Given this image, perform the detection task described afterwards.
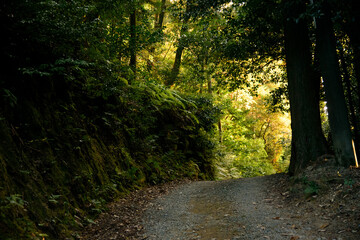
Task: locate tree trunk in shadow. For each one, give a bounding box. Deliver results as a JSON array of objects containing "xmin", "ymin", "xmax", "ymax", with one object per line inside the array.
[
  {"xmin": 284, "ymin": 1, "xmax": 328, "ymax": 175},
  {"xmin": 315, "ymin": 0, "xmax": 354, "ymax": 166},
  {"xmin": 338, "ymin": 40, "xmax": 359, "ymax": 156}
]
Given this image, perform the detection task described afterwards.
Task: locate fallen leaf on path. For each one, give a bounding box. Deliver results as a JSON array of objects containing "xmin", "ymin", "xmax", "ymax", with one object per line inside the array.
[{"xmin": 319, "ymin": 223, "xmax": 330, "ymax": 229}]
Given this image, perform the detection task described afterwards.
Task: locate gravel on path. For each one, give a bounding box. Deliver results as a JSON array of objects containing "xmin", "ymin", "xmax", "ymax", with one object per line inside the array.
[
  {"xmin": 142, "ymin": 175, "xmax": 357, "ymax": 240},
  {"xmin": 82, "ymin": 171, "xmax": 360, "ymax": 240}
]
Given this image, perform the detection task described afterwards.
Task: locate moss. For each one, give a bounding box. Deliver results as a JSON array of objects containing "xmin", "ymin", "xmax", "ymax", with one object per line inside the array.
[{"xmin": 0, "ymin": 84, "xmax": 218, "ymax": 239}]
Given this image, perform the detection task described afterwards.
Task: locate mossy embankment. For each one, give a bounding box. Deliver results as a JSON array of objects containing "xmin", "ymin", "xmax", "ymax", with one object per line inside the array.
[{"xmin": 0, "ymin": 81, "xmax": 220, "ymax": 239}]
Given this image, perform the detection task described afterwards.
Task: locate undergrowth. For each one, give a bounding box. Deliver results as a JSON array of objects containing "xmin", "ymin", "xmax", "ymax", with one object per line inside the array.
[{"xmin": 0, "ymin": 79, "xmax": 220, "ymax": 239}]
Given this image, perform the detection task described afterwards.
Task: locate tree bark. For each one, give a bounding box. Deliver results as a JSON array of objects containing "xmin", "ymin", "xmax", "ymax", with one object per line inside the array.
[
  {"xmin": 284, "ymin": 1, "xmax": 328, "ymax": 175},
  {"xmin": 167, "ymin": 3, "xmax": 190, "ymax": 86},
  {"xmin": 129, "ymin": 9, "xmax": 137, "ymax": 81},
  {"xmin": 342, "ymin": 0, "xmax": 360, "ymax": 116},
  {"xmin": 315, "ymin": 0, "xmax": 355, "ymax": 166},
  {"xmin": 338, "ymin": 41, "xmax": 359, "ymax": 154},
  {"xmin": 167, "ymin": 24, "xmax": 187, "ymax": 86},
  {"xmin": 155, "ymin": 0, "xmax": 166, "ymax": 29}
]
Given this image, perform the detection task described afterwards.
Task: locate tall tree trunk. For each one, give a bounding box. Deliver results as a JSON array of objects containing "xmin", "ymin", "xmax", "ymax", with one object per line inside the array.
[
  {"xmin": 207, "ymin": 73, "xmax": 212, "ymax": 94},
  {"xmin": 349, "ymin": 41, "xmax": 360, "ymax": 129},
  {"xmin": 352, "ymin": 44, "xmax": 360, "ymax": 111},
  {"xmin": 155, "ymin": 0, "xmax": 166, "ymax": 29},
  {"xmin": 167, "ymin": 24, "xmax": 187, "ymax": 86},
  {"xmin": 151, "ymin": 0, "xmax": 166, "ymax": 54},
  {"xmin": 315, "ymin": 0, "xmax": 355, "ymax": 166},
  {"xmin": 167, "ymin": 3, "xmax": 190, "ymax": 86},
  {"xmin": 284, "ymin": 1, "xmax": 328, "ymax": 175},
  {"xmin": 206, "ymin": 60, "xmax": 212, "ymax": 94},
  {"xmin": 129, "ymin": 9, "xmax": 137, "ymax": 82},
  {"xmin": 342, "ymin": 0, "xmax": 360, "ymax": 116},
  {"xmin": 338, "ymin": 41, "xmax": 359, "ymax": 154},
  {"xmin": 218, "ymin": 120, "xmax": 222, "ymax": 143}
]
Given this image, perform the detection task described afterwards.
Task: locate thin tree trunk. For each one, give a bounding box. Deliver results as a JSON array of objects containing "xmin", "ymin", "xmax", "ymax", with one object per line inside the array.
[
  {"xmin": 207, "ymin": 74, "xmax": 212, "ymax": 94},
  {"xmin": 150, "ymin": 0, "xmax": 166, "ymax": 55},
  {"xmin": 284, "ymin": 0, "xmax": 328, "ymax": 175},
  {"xmin": 206, "ymin": 61, "xmax": 212, "ymax": 94},
  {"xmin": 218, "ymin": 120, "xmax": 222, "ymax": 143},
  {"xmin": 167, "ymin": 3, "xmax": 190, "ymax": 86},
  {"xmin": 156, "ymin": 0, "xmax": 166, "ymax": 29},
  {"xmin": 167, "ymin": 25, "xmax": 187, "ymax": 86},
  {"xmin": 129, "ymin": 9, "xmax": 137, "ymax": 81},
  {"xmin": 315, "ymin": 0, "xmax": 354, "ymax": 166}
]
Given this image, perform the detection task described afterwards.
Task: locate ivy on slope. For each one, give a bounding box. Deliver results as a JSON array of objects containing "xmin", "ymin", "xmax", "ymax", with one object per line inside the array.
[{"xmin": 0, "ymin": 82, "xmax": 220, "ymax": 239}]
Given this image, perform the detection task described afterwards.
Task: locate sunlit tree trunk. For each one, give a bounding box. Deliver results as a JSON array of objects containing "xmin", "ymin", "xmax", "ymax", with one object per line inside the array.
[
  {"xmin": 168, "ymin": 24, "xmax": 187, "ymax": 86},
  {"xmin": 149, "ymin": 0, "xmax": 167, "ymax": 71},
  {"xmin": 284, "ymin": 0, "xmax": 328, "ymax": 175},
  {"xmin": 315, "ymin": 0, "xmax": 354, "ymax": 166},
  {"xmin": 167, "ymin": 3, "xmax": 190, "ymax": 86},
  {"xmin": 155, "ymin": 0, "xmax": 166, "ymax": 29}
]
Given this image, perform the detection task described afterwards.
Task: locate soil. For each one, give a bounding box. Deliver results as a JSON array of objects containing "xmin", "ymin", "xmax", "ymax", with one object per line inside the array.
[{"xmin": 81, "ymin": 162, "xmax": 360, "ymax": 240}]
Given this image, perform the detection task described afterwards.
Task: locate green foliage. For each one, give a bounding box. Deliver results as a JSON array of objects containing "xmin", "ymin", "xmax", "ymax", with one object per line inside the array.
[
  {"xmin": 344, "ymin": 177, "xmax": 355, "ymax": 188},
  {"xmin": 291, "ymin": 176, "xmax": 320, "ymax": 198},
  {"xmin": 304, "ymin": 181, "xmax": 320, "ymax": 196},
  {"xmin": 0, "ymin": 194, "xmax": 46, "ymax": 239},
  {"xmin": 215, "ymin": 86, "xmax": 291, "ymax": 179},
  {"xmin": 0, "ymin": 70, "xmax": 220, "ymax": 239},
  {"xmin": 6, "ymin": 0, "xmax": 356, "ymax": 237}
]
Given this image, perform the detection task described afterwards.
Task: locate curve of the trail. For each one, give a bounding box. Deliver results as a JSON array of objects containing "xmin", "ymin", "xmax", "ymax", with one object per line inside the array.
[{"xmin": 142, "ymin": 176, "xmax": 316, "ymax": 240}]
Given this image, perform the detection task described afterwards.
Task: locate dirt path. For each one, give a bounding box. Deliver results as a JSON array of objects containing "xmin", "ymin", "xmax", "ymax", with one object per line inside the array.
[
  {"xmin": 142, "ymin": 176, "xmax": 315, "ymax": 240},
  {"xmin": 82, "ymin": 171, "xmax": 359, "ymax": 240}
]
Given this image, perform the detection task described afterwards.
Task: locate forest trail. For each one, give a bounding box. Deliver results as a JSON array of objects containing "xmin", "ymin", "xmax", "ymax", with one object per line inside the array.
[
  {"xmin": 142, "ymin": 176, "xmax": 314, "ymax": 240},
  {"xmin": 82, "ymin": 172, "xmax": 359, "ymax": 240}
]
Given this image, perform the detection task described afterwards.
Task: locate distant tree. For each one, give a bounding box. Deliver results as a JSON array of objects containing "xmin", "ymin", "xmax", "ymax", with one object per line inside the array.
[
  {"xmin": 167, "ymin": 0, "xmax": 229, "ymax": 86},
  {"xmin": 129, "ymin": 2, "xmax": 137, "ymax": 80}
]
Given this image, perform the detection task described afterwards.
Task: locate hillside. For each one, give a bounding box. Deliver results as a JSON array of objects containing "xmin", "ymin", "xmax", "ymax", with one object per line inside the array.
[{"xmin": 0, "ymin": 82, "xmax": 220, "ymax": 239}]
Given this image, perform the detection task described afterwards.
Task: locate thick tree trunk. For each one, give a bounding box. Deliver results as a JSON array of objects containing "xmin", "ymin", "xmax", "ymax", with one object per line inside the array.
[
  {"xmin": 315, "ymin": 0, "xmax": 355, "ymax": 166},
  {"xmin": 342, "ymin": 0, "xmax": 360, "ymax": 116},
  {"xmin": 352, "ymin": 44, "xmax": 360, "ymax": 111},
  {"xmin": 284, "ymin": 1, "xmax": 328, "ymax": 175},
  {"xmin": 338, "ymin": 42, "xmax": 359, "ymax": 154}
]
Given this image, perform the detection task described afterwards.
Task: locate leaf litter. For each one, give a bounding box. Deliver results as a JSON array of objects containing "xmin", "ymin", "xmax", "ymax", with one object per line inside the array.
[{"xmin": 81, "ymin": 159, "xmax": 360, "ymax": 239}]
